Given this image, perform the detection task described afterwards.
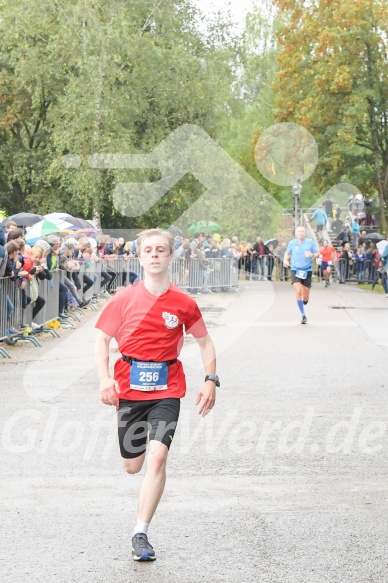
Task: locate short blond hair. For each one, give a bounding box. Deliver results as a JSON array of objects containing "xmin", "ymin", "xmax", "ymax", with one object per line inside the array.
[{"xmin": 136, "ymin": 228, "xmax": 174, "ymax": 255}]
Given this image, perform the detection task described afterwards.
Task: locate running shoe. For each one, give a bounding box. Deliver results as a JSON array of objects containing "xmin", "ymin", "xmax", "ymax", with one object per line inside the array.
[
  {"xmin": 132, "ymin": 533, "xmax": 156, "ymax": 561},
  {"xmin": 301, "ymin": 315, "xmax": 307, "ymax": 325}
]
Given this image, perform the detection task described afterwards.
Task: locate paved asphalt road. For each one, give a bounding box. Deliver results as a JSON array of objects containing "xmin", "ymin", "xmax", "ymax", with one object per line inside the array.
[{"xmin": 1, "ymin": 280, "xmax": 388, "ymax": 583}]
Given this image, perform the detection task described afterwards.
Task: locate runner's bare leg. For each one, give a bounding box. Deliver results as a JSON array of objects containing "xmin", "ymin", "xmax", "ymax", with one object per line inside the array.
[{"xmin": 136, "ymin": 441, "xmax": 169, "ymax": 523}]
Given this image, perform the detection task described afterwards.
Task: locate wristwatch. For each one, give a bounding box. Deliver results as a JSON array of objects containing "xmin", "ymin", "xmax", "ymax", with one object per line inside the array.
[{"xmin": 205, "ymin": 374, "xmax": 220, "ymax": 387}]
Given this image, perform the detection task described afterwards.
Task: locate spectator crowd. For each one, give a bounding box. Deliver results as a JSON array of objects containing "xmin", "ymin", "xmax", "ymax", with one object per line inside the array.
[{"xmin": 1, "ymin": 202, "xmax": 387, "ymax": 340}]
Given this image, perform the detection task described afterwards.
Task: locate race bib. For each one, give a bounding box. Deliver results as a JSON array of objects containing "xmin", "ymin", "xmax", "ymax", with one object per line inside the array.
[
  {"xmin": 295, "ymin": 269, "xmax": 307, "ymax": 280},
  {"xmin": 130, "ymin": 361, "xmax": 168, "ymax": 392}
]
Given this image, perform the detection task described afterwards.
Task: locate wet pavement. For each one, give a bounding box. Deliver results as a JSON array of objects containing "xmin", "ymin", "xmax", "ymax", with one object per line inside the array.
[{"xmin": 1, "ymin": 280, "xmax": 388, "ymax": 583}]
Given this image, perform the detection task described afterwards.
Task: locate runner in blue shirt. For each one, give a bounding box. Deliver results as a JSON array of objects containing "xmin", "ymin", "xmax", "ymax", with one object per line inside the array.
[
  {"xmin": 283, "ymin": 226, "xmax": 319, "ymax": 324},
  {"xmin": 308, "ymin": 205, "xmax": 328, "ymax": 235}
]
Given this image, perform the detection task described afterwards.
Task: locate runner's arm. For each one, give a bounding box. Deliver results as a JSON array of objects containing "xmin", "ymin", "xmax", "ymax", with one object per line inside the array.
[
  {"xmin": 195, "ymin": 333, "xmax": 217, "ymax": 417},
  {"xmin": 283, "ymin": 252, "xmax": 290, "ymax": 267},
  {"xmin": 95, "ymin": 330, "xmax": 120, "ymax": 406}
]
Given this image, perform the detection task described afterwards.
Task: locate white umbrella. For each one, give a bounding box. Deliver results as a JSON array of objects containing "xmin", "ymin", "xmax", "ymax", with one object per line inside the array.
[
  {"xmin": 376, "ymin": 240, "xmax": 388, "ymax": 255},
  {"xmin": 44, "ymin": 212, "xmax": 71, "ymax": 220}
]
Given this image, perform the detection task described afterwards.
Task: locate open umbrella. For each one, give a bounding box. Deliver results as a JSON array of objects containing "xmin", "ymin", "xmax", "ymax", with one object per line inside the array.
[
  {"xmin": 61, "ymin": 216, "xmax": 87, "ymax": 229},
  {"xmin": 25, "ymin": 218, "xmax": 76, "ymax": 244},
  {"xmin": 358, "ymin": 232, "xmax": 385, "ymax": 244},
  {"xmin": 73, "ymin": 227, "xmax": 97, "ymax": 235},
  {"xmin": 265, "ymin": 238, "xmax": 278, "ymax": 250},
  {"xmin": 376, "ymin": 240, "xmax": 388, "ymax": 255},
  {"xmin": 188, "ymin": 221, "xmax": 221, "ymax": 234},
  {"xmin": 59, "ymin": 215, "xmax": 96, "ymax": 231},
  {"xmin": 44, "ymin": 212, "xmax": 70, "ymax": 220},
  {"xmin": 44, "ymin": 213, "xmax": 97, "ymax": 233},
  {"xmin": 3, "ymin": 212, "xmax": 43, "ymax": 227}
]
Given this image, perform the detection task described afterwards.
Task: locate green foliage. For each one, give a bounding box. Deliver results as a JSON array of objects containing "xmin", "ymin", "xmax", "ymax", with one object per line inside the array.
[
  {"xmin": 216, "ymin": 2, "xmax": 294, "ymax": 239},
  {"xmin": 0, "ymin": 0, "xmax": 236, "ymax": 228},
  {"xmin": 273, "ymin": 0, "xmax": 388, "ymax": 231}
]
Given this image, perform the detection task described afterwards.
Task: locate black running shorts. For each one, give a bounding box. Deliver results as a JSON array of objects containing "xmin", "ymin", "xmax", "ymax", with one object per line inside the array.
[
  {"xmin": 291, "ymin": 271, "xmax": 312, "ymax": 288},
  {"xmin": 117, "ymin": 398, "xmax": 180, "ymax": 459}
]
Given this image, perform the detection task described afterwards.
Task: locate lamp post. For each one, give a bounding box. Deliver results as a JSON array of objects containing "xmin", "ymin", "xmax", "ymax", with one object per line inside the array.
[{"xmin": 292, "ymin": 178, "xmax": 303, "ymax": 230}]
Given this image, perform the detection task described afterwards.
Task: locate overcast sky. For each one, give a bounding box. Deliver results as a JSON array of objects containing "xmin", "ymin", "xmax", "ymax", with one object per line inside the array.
[{"xmin": 193, "ymin": 0, "xmax": 256, "ymax": 30}]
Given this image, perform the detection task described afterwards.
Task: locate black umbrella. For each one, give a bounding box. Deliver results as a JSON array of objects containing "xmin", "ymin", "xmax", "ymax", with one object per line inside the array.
[
  {"xmin": 2, "ymin": 212, "xmax": 43, "ymax": 227},
  {"xmin": 358, "ymin": 232, "xmax": 385, "ymax": 244},
  {"xmin": 265, "ymin": 238, "xmax": 278, "ymax": 250},
  {"xmin": 59, "ymin": 215, "xmax": 96, "ymax": 231}
]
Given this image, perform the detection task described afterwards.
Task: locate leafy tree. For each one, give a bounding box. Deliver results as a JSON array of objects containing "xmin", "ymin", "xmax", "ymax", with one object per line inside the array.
[
  {"xmin": 273, "ymin": 0, "xmax": 388, "ymax": 231},
  {"xmin": 0, "ymin": 0, "xmax": 235, "ymax": 230},
  {"xmin": 218, "ymin": 3, "xmax": 314, "ymax": 239}
]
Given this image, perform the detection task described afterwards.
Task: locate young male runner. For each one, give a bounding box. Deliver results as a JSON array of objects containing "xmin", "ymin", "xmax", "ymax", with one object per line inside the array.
[
  {"xmin": 283, "ymin": 226, "xmax": 319, "ymax": 324},
  {"xmin": 95, "ymin": 228, "xmax": 219, "ymax": 561},
  {"xmin": 319, "ymin": 240, "xmax": 336, "ymax": 287}
]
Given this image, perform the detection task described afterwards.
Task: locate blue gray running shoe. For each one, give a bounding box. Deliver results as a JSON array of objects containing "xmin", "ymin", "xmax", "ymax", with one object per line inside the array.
[{"xmin": 132, "ymin": 533, "xmax": 156, "ymax": 561}]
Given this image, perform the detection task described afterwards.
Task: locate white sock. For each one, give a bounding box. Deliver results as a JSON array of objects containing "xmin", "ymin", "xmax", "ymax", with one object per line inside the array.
[{"xmin": 133, "ymin": 520, "xmax": 149, "ymax": 536}]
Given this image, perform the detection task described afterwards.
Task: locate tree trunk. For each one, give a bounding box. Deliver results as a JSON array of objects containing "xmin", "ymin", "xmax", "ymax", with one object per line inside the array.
[
  {"xmin": 10, "ymin": 180, "xmax": 26, "ymax": 214},
  {"xmin": 92, "ymin": 208, "xmax": 102, "ymax": 232},
  {"xmin": 365, "ymin": 43, "xmax": 387, "ymax": 233}
]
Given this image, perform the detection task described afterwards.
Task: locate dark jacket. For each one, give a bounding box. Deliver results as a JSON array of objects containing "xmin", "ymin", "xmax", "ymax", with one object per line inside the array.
[{"xmin": 252, "ymin": 242, "xmax": 269, "ymax": 257}]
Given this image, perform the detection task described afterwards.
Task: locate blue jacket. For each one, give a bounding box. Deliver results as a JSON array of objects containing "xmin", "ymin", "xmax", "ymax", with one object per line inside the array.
[
  {"xmin": 310, "ymin": 209, "xmax": 328, "ymax": 225},
  {"xmin": 380, "ymin": 242, "xmax": 388, "ymax": 267}
]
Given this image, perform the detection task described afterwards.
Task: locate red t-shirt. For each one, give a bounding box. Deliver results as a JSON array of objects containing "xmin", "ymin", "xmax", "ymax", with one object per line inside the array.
[
  {"xmin": 95, "ymin": 281, "xmax": 208, "ymax": 401},
  {"xmin": 320, "ymin": 245, "xmax": 336, "ymax": 263}
]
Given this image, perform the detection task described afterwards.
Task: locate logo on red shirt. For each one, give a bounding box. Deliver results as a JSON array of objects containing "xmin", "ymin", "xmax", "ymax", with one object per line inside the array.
[{"xmin": 162, "ymin": 312, "xmax": 179, "ymax": 329}]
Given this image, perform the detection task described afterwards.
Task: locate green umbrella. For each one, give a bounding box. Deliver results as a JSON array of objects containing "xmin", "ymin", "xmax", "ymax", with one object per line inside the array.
[
  {"xmin": 25, "ymin": 218, "xmax": 75, "ymax": 244},
  {"xmin": 188, "ymin": 221, "xmax": 221, "ymax": 234}
]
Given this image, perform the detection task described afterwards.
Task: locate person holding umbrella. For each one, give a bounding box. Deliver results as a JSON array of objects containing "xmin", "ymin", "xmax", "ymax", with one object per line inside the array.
[
  {"xmin": 252, "ymin": 237, "xmax": 267, "ymax": 280},
  {"xmin": 265, "ymin": 239, "xmax": 278, "ymax": 281},
  {"xmin": 283, "ymin": 226, "xmax": 319, "ymax": 324}
]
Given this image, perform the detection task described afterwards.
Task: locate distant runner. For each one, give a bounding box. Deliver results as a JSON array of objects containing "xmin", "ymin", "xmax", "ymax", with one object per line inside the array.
[
  {"xmin": 283, "ymin": 226, "xmax": 319, "ymax": 324},
  {"xmin": 319, "ymin": 240, "xmax": 336, "ymax": 287}
]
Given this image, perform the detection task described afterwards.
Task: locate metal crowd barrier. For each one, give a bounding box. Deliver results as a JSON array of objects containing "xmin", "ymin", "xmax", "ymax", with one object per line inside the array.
[
  {"xmin": 0, "ymin": 277, "xmax": 23, "ymax": 347},
  {"xmin": 237, "ymin": 257, "xmax": 360, "ymax": 284},
  {"xmin": 76, "ymin": 257, "xmax": 239, "ymax": 292},
  {"xmin": 22, "ymin": 270, "xmax": 63, "ymax": 327},
  {"xmin": 0, "ymin": 257, "xmax": 240, "ymax": 356},
  {"xmin": 55, "ymin": 256, "xmax": 385, "ymax": 296},
  {"xmin": 336, "ymin": 258, "xmax": 377, "ymax": 284},
  {"xmin": 168, "ymin": 258, "xmax": 239, "ymax": 291}
]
